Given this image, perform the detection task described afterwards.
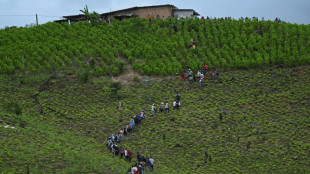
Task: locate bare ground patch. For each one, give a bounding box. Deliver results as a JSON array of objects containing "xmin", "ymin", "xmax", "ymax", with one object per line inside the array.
[{"xmin": 111, "ymin": 56, "xmax": 178, "ymax": 86}]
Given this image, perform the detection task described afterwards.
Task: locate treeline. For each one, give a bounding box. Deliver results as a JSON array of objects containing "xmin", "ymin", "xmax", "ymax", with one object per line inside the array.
[{"xmin": 0, "ymin": 17, "xmax": 309, "ymax": 76}]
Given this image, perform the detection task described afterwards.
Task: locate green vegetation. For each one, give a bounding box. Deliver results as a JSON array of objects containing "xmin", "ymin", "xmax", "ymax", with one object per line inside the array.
[
  {"xmin": 79, "ymin": 5, "xmax": 101, "ymax": 26},
  {"xmin": 1, "ymin": 65, "xmax": 309, "ymax": 173},
  {"xmin": 1, "ymin": 114, "xmax": 128, "ymax": 173},
  {"xmin": 1, "ymin": 16, "xmax": 309, "ymax": 173},
  {"xmin": 0, "ymin": 18, "xmax": 309, "ymax": 76}
]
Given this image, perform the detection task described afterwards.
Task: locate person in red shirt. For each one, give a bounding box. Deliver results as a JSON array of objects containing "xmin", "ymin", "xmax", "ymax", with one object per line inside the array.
[
  {"xmin": 127, "ymin": 150, "xmax": 133, "ymax": 163},
  {"xmin": 180, "ymin": 73, "xmax": 185, "ymax": 81},
  {"xmin": 204, "ymin": 65, "xmax": 209, "ymax": 72},
  {"xmin": 210, "ymin": 71, "xmax": 215, "ymax": 79},
  {"xmin": 201, "ymin": 16, "xmax": 205, "ymax": 21}
]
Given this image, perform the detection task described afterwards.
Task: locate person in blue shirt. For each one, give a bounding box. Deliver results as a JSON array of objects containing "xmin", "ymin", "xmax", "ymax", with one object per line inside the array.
[{"xmin": 130, "ymin": 121, "xmax": 135, "ymax": 132}]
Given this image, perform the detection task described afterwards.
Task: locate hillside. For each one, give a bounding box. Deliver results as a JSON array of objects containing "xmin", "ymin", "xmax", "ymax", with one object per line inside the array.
[
  {"xmin": 1, "ymin": 17, "xmax": 310, "ymax": 173},
  {"xmin": 1, "ymin": 65, "xmax": 309, "ymax": 173},
  {"xmin": 0, "ymin": 18, "xmax": 310, "ymax": 76}
]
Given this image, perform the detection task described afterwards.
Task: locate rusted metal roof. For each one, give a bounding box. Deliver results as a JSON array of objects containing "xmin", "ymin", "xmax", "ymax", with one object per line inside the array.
[{"xmin": 101, "ymin": 4, "xmax": 177, "ymax": 15}]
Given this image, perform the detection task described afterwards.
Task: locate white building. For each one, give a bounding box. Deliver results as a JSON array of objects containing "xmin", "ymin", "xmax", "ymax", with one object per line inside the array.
[{"xmin": 173, "ymin": 9, "xmax": 200, "ymax": 19}]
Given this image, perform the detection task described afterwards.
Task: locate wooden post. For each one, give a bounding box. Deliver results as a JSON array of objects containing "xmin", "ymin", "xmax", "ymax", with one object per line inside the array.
[
  {"xmin": 22, "ymin": 55, "xmax": 25, "ymax": 67},
  {"xmin": 36, "ymin": 14, "xmax": 38, "ymax": 26}
]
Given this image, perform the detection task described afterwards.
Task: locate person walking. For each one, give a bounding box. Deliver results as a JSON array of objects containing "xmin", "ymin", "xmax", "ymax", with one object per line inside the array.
[
  {"xmin": 146, "ymin": 158, "xmax": 152, "ymax": 171},
  {"xmin": 151, "ymin": 104, "xmax": 156, "ymax": 116},
  {"xmin": 197, "ymin": 70, "xmax": 201, "ymax": 79},
  {"xmin": 173, "ymin": 100, "xmax": 177, "ymax": 110},
  {"xmin": 125, "ymin": 149, "xmax": 128, "ymax": 161},
  {"xmin": 176, "ymin": 100, "xmax": 181, "ymax": 110},
  {"xmin": 215, "ymin": 70, "xmax": 220, "ymax": 79},
  {"xmin": 149, "ymin": 157, "xmax": 154, "ymax": 171},
  {"xmin": 180, "ymin": 72, "xmax": 185, "ymax": 81},
  {"xmin": 165, "ymin": 102, "xmax": 169, "ymax": 113},
  {"xmin": 120, "ymin": 147, "xmax": 124, "ymax": 159},
  {"xmin": 200, "ymin": 78, "xmax": 204, "ymax": 90},
  {"xmin": 175, "ymin": 92, "xmax": 181, "ymax": 101},
  {"xmin": 160, "ymin": 102, "xmax": 164, "ymax": 113},
  {"xmin": 137, "ymin": 152, "xmax": 141, "ymax": 163},
  {"xmin": 204, "ymin": 65, "xmax": 209, "ymax": 73},
  {"xmin": 188, "ymin": 69, "xmax": 193, "ymax": 78},
  {"xmin": 130, "ymin": 121, "xmax": 135, "ymax": 132},
  {"xmin": 128, "ymin": 150, "xmax": 133, "ymax": 163}
]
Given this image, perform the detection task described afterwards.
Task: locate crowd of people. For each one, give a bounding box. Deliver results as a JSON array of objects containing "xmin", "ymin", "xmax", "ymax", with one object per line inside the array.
[
  {"xmin": 151, "ymin": 92, "xmax": 182, "ymax": 116},
  {"xmin": 106, "ymin": 109, "xmax": 155, "ymax": 174},
  {"xmin": 180, "ymin": 63, "xmax": 220, "ymax": 89}
]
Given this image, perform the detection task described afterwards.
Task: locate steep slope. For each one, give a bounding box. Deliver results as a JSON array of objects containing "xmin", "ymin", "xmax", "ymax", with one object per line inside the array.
[{"xmin": 1, "ymin": 65, "xmax": 309, "ymax": 173}]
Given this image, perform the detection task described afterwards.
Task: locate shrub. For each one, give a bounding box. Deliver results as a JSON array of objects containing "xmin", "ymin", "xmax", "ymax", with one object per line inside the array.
[
  {"xmin": 133, "ymin": 75, "xmax": 139, "ymax": 82},
  {"xmin": 80, "ymin": 70, "xmax": 91, "ymax": 83},
  {"xmin": 109, "ymin": 82, "xmax": 122, "ymax": 96},
  {"xmin": 6, "ymin": 100, "xmax": 23, "ymax": 115}
]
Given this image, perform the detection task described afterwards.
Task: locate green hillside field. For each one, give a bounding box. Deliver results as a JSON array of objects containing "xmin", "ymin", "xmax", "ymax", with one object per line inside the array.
[
  {"xmin": 0, "ymin": 18, "xmax": 309, "ymax": 76},
  {"xmin": 0, "ymin": 17, "xmax": 310, "ymax": 173},
  {"xmin": 1, "ymin": 65, "xmax": 309, "ymax": 173}
]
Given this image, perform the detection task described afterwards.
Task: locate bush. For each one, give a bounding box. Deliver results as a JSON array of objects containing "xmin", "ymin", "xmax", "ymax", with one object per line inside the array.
[
  {"xmin": 133, "ymin": 75, "xmax": 139, "ymax": 82},
  {"xmin": 6, "ymin": 100, "xmax": 23, "ymax": 115},
  {"xmin": 80, "ymin": 70, "xmax": 91, "ymax": 83},
  {"xmin": 109, "ymin": 82, "xmax": 122, "ymax": 96},
  {"xmin": 111, "ymin": 66, "xmax": 119, "ymax": 75}
]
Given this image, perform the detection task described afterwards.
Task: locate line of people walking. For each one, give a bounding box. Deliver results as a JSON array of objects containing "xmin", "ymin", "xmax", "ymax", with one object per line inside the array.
[
  {"xmin": 152, "ymin": 92, "xmax": 181, "ymax": 116},
  {"xmin": 106, "ymin": 109, "xmax": 155, "ymax": 174},
  {"xmin": 106, "ymin": 92, "xmax": 183, "ymax": 173}
]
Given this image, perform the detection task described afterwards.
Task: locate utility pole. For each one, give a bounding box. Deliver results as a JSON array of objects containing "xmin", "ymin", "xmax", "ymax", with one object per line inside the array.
[{"xmin": 36, "ymin": 14, "xmax": 38, "ymax": 26}]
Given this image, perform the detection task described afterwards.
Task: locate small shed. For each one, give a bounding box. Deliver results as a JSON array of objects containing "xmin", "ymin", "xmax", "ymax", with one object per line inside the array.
[{"xmin": 173, "ymin": 9, "xmax": 200, "ymax": 19}]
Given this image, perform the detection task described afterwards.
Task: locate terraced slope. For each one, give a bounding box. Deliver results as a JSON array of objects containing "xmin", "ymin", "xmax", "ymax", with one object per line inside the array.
[{"xmin": 1, "ymin": 65, "xmax": 309, "ymax": 173}]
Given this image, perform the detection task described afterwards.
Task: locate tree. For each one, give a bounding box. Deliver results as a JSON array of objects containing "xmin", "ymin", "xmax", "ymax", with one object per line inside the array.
[{"xmin": 80, "ymin": 5, "xmax": 101, "ymax": 26}]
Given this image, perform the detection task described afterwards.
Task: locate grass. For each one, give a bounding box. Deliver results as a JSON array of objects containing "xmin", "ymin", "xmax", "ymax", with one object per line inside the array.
[{"xmin": 1, "ymin": 65, "xmax": 309, "ymax": 173}]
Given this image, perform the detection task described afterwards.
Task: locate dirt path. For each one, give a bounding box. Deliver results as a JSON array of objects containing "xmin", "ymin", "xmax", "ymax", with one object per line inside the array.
[
  {"xmin": 110, "ymin": 56, "xmax": 141, "ymax": 86},
  {"xmin": 111, "ymin": 55, "xmax": 177, "ymax": 86}
]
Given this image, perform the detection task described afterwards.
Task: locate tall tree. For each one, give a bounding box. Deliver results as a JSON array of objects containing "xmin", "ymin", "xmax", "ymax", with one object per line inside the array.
[{"xmin": 80, "ymin": 5, "xmax": 101, "ymax": 26}]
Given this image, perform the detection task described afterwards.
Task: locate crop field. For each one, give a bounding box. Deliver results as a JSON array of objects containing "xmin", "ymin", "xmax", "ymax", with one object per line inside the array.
[
  {"xmin": 0, "ymin": 18, "xmax": 310, "ymax": 76},
  {"xmin": 1, "ymin": 64, "xmax": 309, "ymax": 173}
]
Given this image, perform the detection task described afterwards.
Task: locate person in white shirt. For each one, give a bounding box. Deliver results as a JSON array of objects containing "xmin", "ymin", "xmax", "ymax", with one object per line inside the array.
[
  {"xmin": 131, "ymin": 165, "xmax": 138, "ymax": 174},
  {"xmin": 125, "ymin": 149, "xmax": 128, "ymax": 161},
  {"xmin": 197, "ymin": 70, "xmax": 201, "ymax": 78},
  {"xmin": 165, "ymin": 102, "xmax": 169, "ymax": 113},
  {"xmin": 149, "ymin": 157, "xmax": 154, "ymax": 171},
  {"xmin": 173, "ymin": 100, "xmax": 176, "ymax": 110},
  {"xmin": 151, "ymin": 104, "xmax": 155, "ymax": 115}
]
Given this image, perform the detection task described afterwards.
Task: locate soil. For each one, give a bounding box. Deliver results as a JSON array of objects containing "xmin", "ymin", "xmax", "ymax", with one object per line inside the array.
[{"xmin": 111, "ymin": 55, "xmax": 178, "ymax": 86}]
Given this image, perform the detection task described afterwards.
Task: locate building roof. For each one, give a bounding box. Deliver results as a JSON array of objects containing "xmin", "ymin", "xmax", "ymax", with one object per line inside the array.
[
  {"xmin": 173, "ymin": 9, "xmax": 200, "ymax": 16},
  {"xmin": 54, "ymin": 19, "xmax": 69, "ymax": 23},
  {"xmin": 62, "ymin": 14, "xmax": 86, "ymax": 20},
  {"xmin": 101, "ymin": 4, "xmax": 177, "ymax": 16}
]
